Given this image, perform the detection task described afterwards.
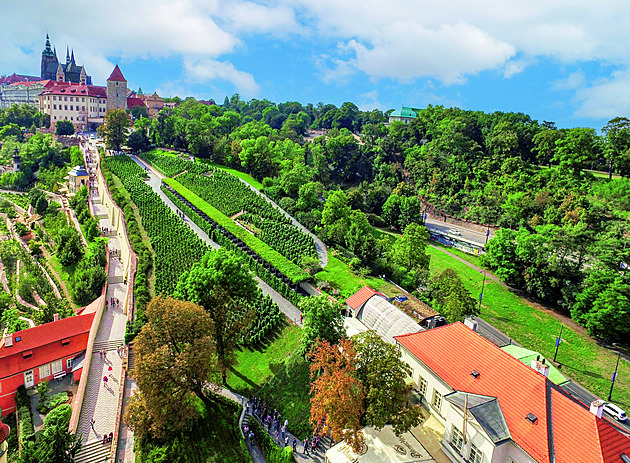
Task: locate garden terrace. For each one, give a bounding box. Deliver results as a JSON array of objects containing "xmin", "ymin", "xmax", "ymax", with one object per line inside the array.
[
  {"xmin": 101, "ymin": 156, "xmax": 208, "ymax": 295},
  {"xmin": 139, "ymin": 149, "xmax": 208, "ymax": 177},
  {"xmin": 162, "ymin": 178, "xmax": 310, "ymax": 286}
]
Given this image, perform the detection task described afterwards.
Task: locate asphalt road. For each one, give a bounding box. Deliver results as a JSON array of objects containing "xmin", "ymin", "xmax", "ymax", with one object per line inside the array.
[{"xmin": 424, "ymin": 217, "xmax": 493, "ymax": 247}]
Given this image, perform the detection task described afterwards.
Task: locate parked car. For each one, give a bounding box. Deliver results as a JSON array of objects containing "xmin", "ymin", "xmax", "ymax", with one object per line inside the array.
[
  {"xmin": 448, "ymin": 228, "xmax": 462, "ymax": 236},
  {"xmin": 603, "ymin": 402, "xmax": 627, "ymax": 421}
]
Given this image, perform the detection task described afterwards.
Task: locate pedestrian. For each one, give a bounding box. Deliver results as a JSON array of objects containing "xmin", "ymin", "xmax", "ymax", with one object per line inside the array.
[
  {"xmin": 275, "ymin": 429, "xmax": 279, "ymax": 442},
  {"xmin": 284, "ymin": 435, "xmax": 289, "ymax": 447},
  {"xmin": 303, "ymin": 437, "xmax": 309, "ymax": 455},
  {"xmin": 103, "ymin": 376, "xmax": 108, "ymax": 386},
  {"xmin": 284, "ymin": 418, "xmax": 288, "ymax": 429},
  {"xmin": 300, "ymin": 314, "xmax": 303, "ymax": 324},
  {"xmin": 249, "ymin": 431, "xmax": 254, "ymax": 445},
  {"xmin": 103, "ymin": 350, "xmax": 107, "ymax": 359},
  {"xmin": 281, "ymin": 424, "xmax": 286, "ymax": 440},
  {"xmin": 292, "ymin": 437, "xmax": 297, "ymax": 452}
]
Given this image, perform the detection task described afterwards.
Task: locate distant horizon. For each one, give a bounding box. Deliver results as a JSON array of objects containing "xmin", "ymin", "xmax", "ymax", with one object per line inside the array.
[{"xmin": 3, "ymin": 1, "xmax": 630, "ymax": 131}]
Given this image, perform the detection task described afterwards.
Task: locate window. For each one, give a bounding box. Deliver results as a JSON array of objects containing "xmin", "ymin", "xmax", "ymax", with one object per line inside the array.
[
  {"xmin": 469, "ymin": 443, "xmax": 483, "ymax": 463},
  {"xmin": 64, "ymin": 105, "xmax": 68, "ymax": 110},
  {"xmin": 70, "ymin": 105, "xmax": 73, "ymax": 111},
  {"xmin": 82, "ymin": 97, "xmax": 85, "ymax": 102},
  {"xmin": 39, "ymin": 363, "xmax": 51, "ymax": 378},
  {"xmin": 51, "ymin": 360, "xmax": 63, "ymax": 374},
  {"xmin": 53, "ymin": 96, "xmax": 56, "ymax": 100},
  {"xmin": 419, "ymin": 378, "xmax": 427, "ymax": 398},
  {"xmin": 432, "ymin": 390, "xmax": 442, "ymax": 413},
  {"xmin": 451, "ymin": 427, "xmax": 463, "ymax": 454},
  {"xmin": 53, "ymin": 104, "xmax": 57, "ymax": 110},
  {"xmin": 66, "ymin": 358, "xmax": 73, "ymax": 369},
  {"xmin": 64, "ymin": 97, "xmax": 67, "ymax": 101}
]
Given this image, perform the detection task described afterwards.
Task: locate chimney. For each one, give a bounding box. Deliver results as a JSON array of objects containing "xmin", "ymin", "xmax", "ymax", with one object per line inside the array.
[
  {"xmin": 464, "ymin": 317, "xmax": 478, "ymax": 332},
  {"xmin": 590, "ymin": 400, "xmax": 605, "ymax": 418},
  {"xmin": 53, "ymin": 313, "xmax": 59, "ymax": 321},
  {"xmin": 4, "ymin": 334, "xmax": 13, "ymax": 347},
  {"xmin": 530, "ymin": 358, "xmax": 550, "ymax": 377}
]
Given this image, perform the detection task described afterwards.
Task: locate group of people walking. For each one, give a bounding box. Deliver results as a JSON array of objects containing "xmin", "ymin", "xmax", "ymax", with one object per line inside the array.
[{"xmin": 247, "ymin": 396, "xmax": 324, "ymax": 456}]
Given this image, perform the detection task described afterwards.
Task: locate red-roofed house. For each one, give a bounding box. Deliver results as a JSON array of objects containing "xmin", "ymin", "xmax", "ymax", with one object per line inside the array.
[
  {"xmin": 0, "ymin": 74, "xmax": 40, "ymax": 109},
  {"xmin": 0, "ymin": 313, "xmax": 95, "ymax": 416},
  {"xmin": 345, "ymin": 286, "xmax": 386, "ymax": 316},
  {"xmin": 395, "ymin": 323, "xmax": 630, "ymax": 463}
]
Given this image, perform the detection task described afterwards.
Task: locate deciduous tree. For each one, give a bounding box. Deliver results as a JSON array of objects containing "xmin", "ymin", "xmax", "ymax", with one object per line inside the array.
[
  {"xmin": 298, "ymin": 294, "xmax": 345, "ymax": 355},
  {"xmin": 353, "ymin": 331, "xmax": 422, "ymax": 434},
  {"xmin": 125, "ymin": 296, "xmax": 220, "ymax": 439},
  {"xmin": 310, "ymin": 338, "xmax": 365, "ymax": 452},
  {"xmin": 98, "ymin": 108, "xmax": 131, "ymax": 151},
  {"xmin": 174, "ymin": 248, "xmax": 258, "ymax": 383},
  {"xmin": 429, "ymin": 268, "xmax": 479, "ymax": 322}
]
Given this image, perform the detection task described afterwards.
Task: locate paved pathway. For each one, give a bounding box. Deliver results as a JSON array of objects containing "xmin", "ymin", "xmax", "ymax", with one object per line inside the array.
[
  {"xmin": 74, "ymin": 150, "xmax": 129, "ymax": 463},
  {"xmin": 115, "ymin": 377, "xmax": 137, "ymax": 463},
  {"xmin": 130, "ymin": 155, "xmax": 302, "ymax": 326}
]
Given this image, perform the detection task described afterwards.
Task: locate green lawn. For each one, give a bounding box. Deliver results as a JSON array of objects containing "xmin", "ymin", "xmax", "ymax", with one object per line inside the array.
[
  {"xmin": 227, "ymin": 321, "xmax": 301, "ymax": 396},
  {"xmin": 315, "ymin": 252, "xmax": 401, "ymax": 300},
  {"xmin": 48, "ymin": 255, "xmax": 75, "ymax": 290},
  {"xmin": 426, "ymin": 244, "xmax": 630, "ymax": 411},
  {"xmin": 197, "ymin": 160, "xmax": 264, "ymax": 190}
]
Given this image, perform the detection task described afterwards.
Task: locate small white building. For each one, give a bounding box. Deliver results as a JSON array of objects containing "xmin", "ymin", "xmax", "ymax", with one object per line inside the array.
[{"xmin": 66, "ymin": 165, "xmax": 89, "ymax": 194}]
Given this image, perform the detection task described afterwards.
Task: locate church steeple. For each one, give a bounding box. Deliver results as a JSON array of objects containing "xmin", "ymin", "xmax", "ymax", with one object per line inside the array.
[
  {"xmin": 42, "ymin": 33, "xmax": 55, "ymax": 57},
  {"xmin": 66, "ymin": 47, "xmax": 70, "ymax": 65},
  {"xmin": 71, "ymin": 49, "xmax": 75, "ymax": 65}
]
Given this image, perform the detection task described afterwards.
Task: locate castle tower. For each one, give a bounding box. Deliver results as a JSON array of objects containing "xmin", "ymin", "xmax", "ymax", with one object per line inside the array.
[
  {"xmin": 106, "ymin": 65, "xmax": 128, "ymax": 111},
  {"xmin": 56, "ymin": 63, "xmax": 65, "ymax": 82},
  {"xmin": 80, "ymin": 66, "xmax": 87, "ymax": 85},
  {"xmin": 41, "ymin": 34, "xmax": 59, "ymax": 80}
]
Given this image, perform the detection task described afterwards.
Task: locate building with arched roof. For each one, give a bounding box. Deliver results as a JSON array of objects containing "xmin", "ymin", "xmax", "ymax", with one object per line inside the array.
[{"xmin": 355, "ymin": 295, "xmax": 424, "ymax": 344}]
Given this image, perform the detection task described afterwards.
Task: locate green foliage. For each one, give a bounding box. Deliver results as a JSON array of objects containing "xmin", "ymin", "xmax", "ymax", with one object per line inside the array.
[
  {"xmin": 37, "ymin": 392, "xmax": 69, "ymax": 415},
  {"xmin": 249, "ymin": 418, "xmax": 296, "ymax": 463},
  {"xmin": 428, "ymin": 268, "xmax": 479, "ymax": 322},
  {"xmin": 298, "ymin": 294, "xmax": 345, "ymax": 355},
  {"xmin": 257, "ymin": 353, "xmax": 312, "ymax": 440},
  {"xmin": 54, "ymin": 120, "xmax": 75, "ymax": 136},
  {"xmin": 99, "ymin": 108, "xmax": 131, "ymax": 151},
  {"xmin": 56, "ymin": 226, "xmax": 83, "ymax": 267}
]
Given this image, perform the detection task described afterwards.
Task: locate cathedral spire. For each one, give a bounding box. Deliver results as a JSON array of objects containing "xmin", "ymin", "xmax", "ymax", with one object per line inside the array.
[
  {"xmin": 66, "ymin": 46, "xmax": 70, "ymax": 65},
  {"xmin": 71, "ymin": 49, "xmax": 75, "ymax": 64},
  {"xmin": 42, "ymin": 33, "xmax": 55, "ymax": 57}
]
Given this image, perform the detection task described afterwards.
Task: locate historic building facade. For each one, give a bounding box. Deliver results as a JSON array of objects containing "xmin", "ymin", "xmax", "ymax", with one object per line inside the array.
[{"xmin": 40, "ymin": 34, "xmax": 92, "ymax": 85}]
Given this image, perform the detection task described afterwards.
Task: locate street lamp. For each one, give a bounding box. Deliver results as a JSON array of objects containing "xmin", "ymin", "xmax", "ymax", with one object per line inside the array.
[
  {"xmin": 478, "ymin": 271, "xmax": 486, "ymax": 311},
  {"xmin": 608, "ymin": 344, "xmax": 622, "ymax": 402}
]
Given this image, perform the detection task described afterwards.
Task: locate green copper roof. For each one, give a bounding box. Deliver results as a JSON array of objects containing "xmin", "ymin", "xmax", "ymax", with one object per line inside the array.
[
  {"xmin": 501, "ymin": 345, "xmax": 569, "ymax": 386},
  {"xmin": 390, "ymin": 106, "xmax": 418, "ymax": 119}
]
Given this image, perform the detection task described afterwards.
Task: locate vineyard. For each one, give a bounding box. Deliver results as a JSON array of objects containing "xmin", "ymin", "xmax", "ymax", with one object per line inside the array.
[
  {"xmin": 0, "ymin": 192, "xmax": 30, "ymax": 211},
  {"xmin": 139, "ymin": 150, "xmax": 207, "ymax": 177},
  {"xmin": 102, "ymin": 154, "xmax": 289, "ymax": 339},
  {"xmin": 102, "ymin": 155, "xmax": 208, "ymax": 295},
  {"xmin": 162, "ymin": 181, "xmax": 305, "ymax": 306},
  {"xmin": 141, "ymin": 151, "xmax": 317, "ymax": 266}
]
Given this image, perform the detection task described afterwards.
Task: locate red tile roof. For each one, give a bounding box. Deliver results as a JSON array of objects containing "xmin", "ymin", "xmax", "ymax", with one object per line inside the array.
[
  {"xmin": 0, "ymin": 313, "xmax": 95, "ymax": 380},
  {"xmin": 0, "ymin": 73, "xmax": 40, "ymax": 85},
  {"xmin": 0, "ymin": 419, "xmax": 9, "ymax": 445},
  {"xmin": 40, "ymin": 82, "xmax": 107, "ymax": 98},
  {"xmin": 395, "ymin": 323, "xmax": 630, "ymax": 463},
  {"xmin": 107, "ymin": 65, "xmax": 126, "ymax": 82},
  {"xmin": 345, "ymin": 286, "xmax": 386, "ymax": 310},
  {"xmin": 8, "ymin": 80, "xmax": 48, "ymax": 87},
  {"xmin": 127, "ymin": 96, "xmax": 146, "ymax": 109}
]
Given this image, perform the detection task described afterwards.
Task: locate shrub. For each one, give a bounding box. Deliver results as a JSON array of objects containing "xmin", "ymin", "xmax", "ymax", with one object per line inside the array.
[{"xmin": 250, "ymin": 417, "xmax": 295, "ymax": 463}]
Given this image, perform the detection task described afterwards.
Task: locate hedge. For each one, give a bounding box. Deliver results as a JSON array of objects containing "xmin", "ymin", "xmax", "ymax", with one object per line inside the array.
[{"xmin": 163, "ymin": 178, "xmax": 310, "ymax": 284}]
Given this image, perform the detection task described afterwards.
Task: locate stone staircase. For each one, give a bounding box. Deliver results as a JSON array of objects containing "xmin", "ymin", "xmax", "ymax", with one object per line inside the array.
[
  {"xmin": 93, "ymin": 338, "xmax": 124, "ymax": 352},
  {"xmin": 75, "ymin": 439, "xmax": 111, "ymax": 463},
  {"xmin": 126, "ymin": 347, "xmax": 135, "ymax": 375}
]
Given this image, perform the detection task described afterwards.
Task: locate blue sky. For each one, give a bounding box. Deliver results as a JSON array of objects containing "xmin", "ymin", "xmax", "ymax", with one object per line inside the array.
[{"xmin": 2, "ymin": 0, "xmax": 630, "ymax": 129}]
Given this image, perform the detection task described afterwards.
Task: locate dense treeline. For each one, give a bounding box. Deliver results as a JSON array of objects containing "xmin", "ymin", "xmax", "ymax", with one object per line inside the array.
[{"xmin": 134, "ymin": 96, "xmax": 630, "ymax": 341}]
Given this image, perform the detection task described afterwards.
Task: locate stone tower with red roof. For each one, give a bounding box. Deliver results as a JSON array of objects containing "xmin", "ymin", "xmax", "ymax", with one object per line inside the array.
[{"xmin": 106, "ymin": 65, "xmax": 128, "ymax": 112}]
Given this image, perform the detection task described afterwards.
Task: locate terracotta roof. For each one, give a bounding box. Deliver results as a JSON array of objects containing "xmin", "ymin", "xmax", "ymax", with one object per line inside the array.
[
  {"xmin": 127, "ymin": 96, "xmax": 146, "ymax": 109},
  {"xmin": 0, "ymin": 73, "xmax": 40, "ymax": 85},
  {"xmin": 395, "ymin": 323, "xmax": 630, "ymax": 463},
  {"xmin": 346, "ymin": 286, "xmax": 386, "ymax": 310},
  {"xmin": 40, "ymin": 82, "xmax": 106, "ymax": 98},
  {"xmin": 0, "ymin": 313, "xmax": 95, "ymax": 380},
  {"xmin": 107, "ymin": 64, "xmax": 126, "ymax": 82},
  {"xmin": 8, "ymin": 80, "xmax": 48, "ymax": 87},
  {"xmin": 0, "ymin": 419, "xmax": 9, "ymax": 445}
]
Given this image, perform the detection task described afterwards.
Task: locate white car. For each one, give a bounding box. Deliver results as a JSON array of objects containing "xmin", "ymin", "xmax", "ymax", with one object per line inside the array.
[
  {"xmin": 448, "ymin": 228, "xmax": 462, "ymax": 236},
  {"xmin": 603, "ymin": 402, "xmax": 627, "ymax": 421}
]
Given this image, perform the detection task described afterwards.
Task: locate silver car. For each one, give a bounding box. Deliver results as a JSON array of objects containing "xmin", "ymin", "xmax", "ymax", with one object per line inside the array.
[{"xmin": 603, "ymin": 402, "xmax": 627, "ymax": 421}]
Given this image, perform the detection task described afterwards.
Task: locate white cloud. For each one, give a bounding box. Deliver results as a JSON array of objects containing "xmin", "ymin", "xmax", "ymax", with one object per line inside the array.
[
  {"xmin": 344, "ymin": 21, "xmax": 515, "ymax": 85},
  {"xmin": 553, "ymin": 70, "xmax": 586, "ymax": 91},
  {"xmin": 184, "ymin": 58, "xmax": 260, "ymax": 96},
  {"xmin": 220, "ymin": 1, "xmax": 299, "ymax": 35},
  {"xmin": 357, "ymin": 90, "xmax": 386, "ymax": 111},
  {"xmin": 574, "ymin": 71, "xmax": 630, "ymax": 119}
]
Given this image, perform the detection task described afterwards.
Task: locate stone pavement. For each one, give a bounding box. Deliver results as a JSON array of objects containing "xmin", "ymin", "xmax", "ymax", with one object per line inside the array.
[
  {"xmin": 115, "ymin": 377, "xmax": 137, "ymax": 463},
  {"xmin": 130, "ymin": 154, "xmax": 303, "ymax": 327},
  {"xmin": 74, "ymin": 150, "xmax": 129, "ymax": 463}
]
